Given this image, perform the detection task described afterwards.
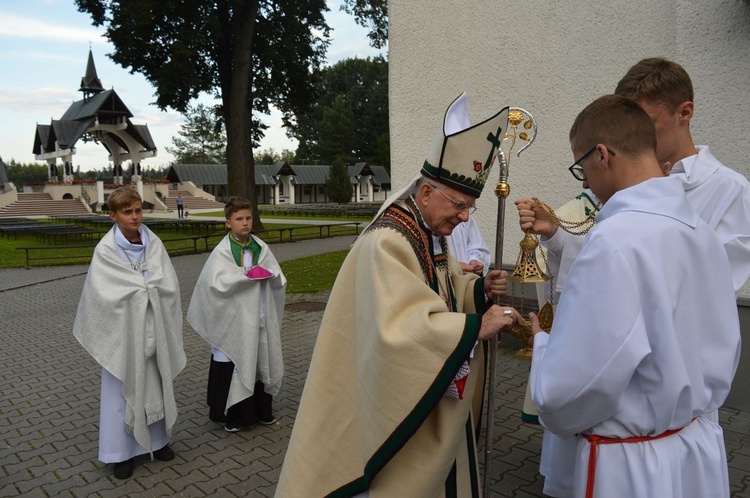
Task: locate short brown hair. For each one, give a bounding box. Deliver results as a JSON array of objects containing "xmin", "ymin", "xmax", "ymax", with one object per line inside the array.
[
  {"xmin": 224, "ymin": 197, "xmax": 252, "ymax": 219},
  {"xmin": 615, "ymin": 57, "xmax": 693, "ymax": 112},
  {"xmin": 107, "ymin": 187, "xmax": 142, "ymax": 212},
  {"xmin": 569, "ymin": 95, "xmax": 656, "ymax": 157}
]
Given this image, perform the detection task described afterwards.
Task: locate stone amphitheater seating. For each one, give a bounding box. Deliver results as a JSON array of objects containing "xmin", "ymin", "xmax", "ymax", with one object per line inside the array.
[
  {"xmin": 0, "ymin": 193, "xmax": 90, "ymax": 218},
  {"xmin": 162, "ymin": 190, "xmax": 224, "ymax": 211}
]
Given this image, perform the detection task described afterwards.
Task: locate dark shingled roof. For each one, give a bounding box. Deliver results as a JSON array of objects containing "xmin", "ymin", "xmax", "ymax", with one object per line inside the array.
[
  {"xmin": 166, "ymin": 163, "xmax": 284, "ymax": 186},
  {"xmin": 349, "ymin": 162, "xmax": 391, "ymax": 186},
  {"xmin": 291, "ymin": 165, "xmax": 331, "ymax": 185},
  {"xmin": 50, "ymin": 119, "xmax": 94, "ymax": 150},
  {"xmin": 165, "ymin": 162, "xmax": 391, "ymax": 187},
  {"xmin": 61, "ymin": 89, "xmax": 133, "ymax": 122},
  {"xmin": 79, "ymin": 50, "xmax": 105, "ymax": 94},
  {"xmin": 168, "ymin": 164, "xmax": 227, "ymax": 185},
  {"xmin": 32, "ymin": 51, "xmax": 157, "ymax": 162},
  {"xmin": 369, "ymin": 165, "xmax": 391, "ymax": 186}
]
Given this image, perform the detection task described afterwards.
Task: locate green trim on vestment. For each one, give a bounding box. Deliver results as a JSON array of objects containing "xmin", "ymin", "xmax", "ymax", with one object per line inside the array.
[
  {"xmin": 472, "ymin": 277, "xmax": 490, "ymax": 441},
  {"xmin": 474, "ymin": 340, "xmax": 488, "ymax": 441},
  {"xmin": 446, "ymin": 461, "xmax": 458, "ymax": 497},
  {"xmin": 466, "ymin": 417, "xmax": 480, "ymax": 497},
  {"xmin": 228, "ymin": 233, "xmax": 261, "ymax": 267},
  {"xmin": 521, "ymin": 412, "xmax": 540, "ymax": 424}
]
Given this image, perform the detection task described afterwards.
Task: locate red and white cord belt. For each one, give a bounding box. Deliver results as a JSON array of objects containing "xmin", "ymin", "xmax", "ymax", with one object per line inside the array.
[{"xmin": 581, "ymin": 418, "xmax": 696, "ymax": 498}]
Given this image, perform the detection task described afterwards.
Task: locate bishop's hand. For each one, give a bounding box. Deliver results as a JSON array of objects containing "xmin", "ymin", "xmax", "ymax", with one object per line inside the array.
[
  {"xmin": 484, "ymin": 269, "xmax": 508, "ymax": 298},
  {"xmin": 479, "ymin": 305, "xmax": 524, "ymax": 341}
]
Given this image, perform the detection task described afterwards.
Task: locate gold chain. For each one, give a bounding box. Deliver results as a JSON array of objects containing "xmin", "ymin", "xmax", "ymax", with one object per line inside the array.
[{"xmin": 532, "ymin": 197, "xmax": 597, "ymax": 236}]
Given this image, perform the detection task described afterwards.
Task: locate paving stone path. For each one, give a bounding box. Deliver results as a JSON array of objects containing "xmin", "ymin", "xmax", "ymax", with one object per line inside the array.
[{"xmin": 2, "ymin": 234, "xmax": 749, "ymax": 497}]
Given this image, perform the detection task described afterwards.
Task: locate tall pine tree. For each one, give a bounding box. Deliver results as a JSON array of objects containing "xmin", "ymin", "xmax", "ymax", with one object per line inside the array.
[{"xmin": 325, "ymin": 157, "xmax": 353, "ymax": 204}]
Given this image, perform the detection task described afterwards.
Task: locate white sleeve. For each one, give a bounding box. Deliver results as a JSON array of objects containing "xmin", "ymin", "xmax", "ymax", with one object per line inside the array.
[
  {"xmin": 463, "ymin": 217, "xmax": 491, "ymax": 274},
  {"xmin": 530, "ymin": 231, "xmax": 651, "ymax": 436}
]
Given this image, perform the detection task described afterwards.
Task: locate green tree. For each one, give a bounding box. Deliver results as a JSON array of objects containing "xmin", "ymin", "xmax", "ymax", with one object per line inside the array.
[
  {"xmin": 291, "ymin": 56, "xmax": 389, "ymax": 168},
  {"xmin": 166, "ymin": 104, "xmax": 227, "ymax": 164},
  {"xmin": 75, "ymin": 0, "xmax": 331, "ymax": 230},
  {"xmin": 318, "ymin": 95, "xmax": 357, "ymax": 164},
  {"xmin": 341, "ymin": 0, "xmax": 388, "ymax": 49},
  {"xmin": 325, "ymin": 157, "xmax": 353, "ymax": 204},
  {"xmin": 280, "ymin": 149, "xmax": 296, "ymax": 164},
  {"xmin": 253, "ymin": 148, "xmax": 279, "ymax": 165},
  {"xmin": 6, "ymin": 161, "xmax": 49, "ymax": 188}
]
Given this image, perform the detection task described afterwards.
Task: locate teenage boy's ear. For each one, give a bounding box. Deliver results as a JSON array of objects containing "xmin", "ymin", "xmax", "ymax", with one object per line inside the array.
[
  {"xmin": 677, "ymin": 101, "xmax": 694, "ymax": 124},
  {"xmin": 596, "ymin": 144, "xmax": 612, "ymax": 169},
  {"xmin": 109, "ymin": 210, "xmax": 117, "ymax": 222}
]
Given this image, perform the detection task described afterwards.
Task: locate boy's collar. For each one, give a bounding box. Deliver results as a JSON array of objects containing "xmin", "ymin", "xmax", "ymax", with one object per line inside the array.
[{"xmin": 229, "ymin": 232, "xmax": 252, "ymax": 246}]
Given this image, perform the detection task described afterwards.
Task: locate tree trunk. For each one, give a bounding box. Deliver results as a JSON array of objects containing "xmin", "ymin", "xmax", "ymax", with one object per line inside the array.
[{"xmin": 224, "ymin": 0, "xmax": 264, "ymax": 230}]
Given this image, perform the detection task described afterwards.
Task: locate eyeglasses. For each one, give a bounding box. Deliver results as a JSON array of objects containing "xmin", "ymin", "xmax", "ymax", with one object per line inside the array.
[
  {"xmin": 431, "ymin": 185, "xmax": 477, "ymax": 214},
  {"xmin": 568, "ymin": 146, "xmax": 616, "ymax": 181}
]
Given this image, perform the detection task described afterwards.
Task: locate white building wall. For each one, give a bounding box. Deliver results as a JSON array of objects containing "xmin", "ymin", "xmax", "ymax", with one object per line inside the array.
[{"xmin": 389, "ymin": 0, "xmax": 750, "ymax": 296}]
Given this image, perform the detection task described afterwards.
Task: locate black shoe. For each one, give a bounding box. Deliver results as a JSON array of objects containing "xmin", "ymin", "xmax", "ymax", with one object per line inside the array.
[
  {"xmin": 153, "ymin": 445, "xmax": 175, "ymax": 461},
  {"xmin": 113, "ymin": 458, "xmax": 135, "ymax": 479},
  {"xmin": 224, "ymin": 420, "xmax": 241, "ymax": 432},
  {"xmin": 257, "ymin": 417, "xmax": 276, "ymax": 426}
]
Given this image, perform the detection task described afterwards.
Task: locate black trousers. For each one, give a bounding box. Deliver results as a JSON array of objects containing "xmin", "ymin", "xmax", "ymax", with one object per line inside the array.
[
  {"xmin": 207, "ymin": 356, "xmax": 273, "ymax": 425},
  {"xmin": 176, "ymin": 204, "xmax": 184, "ymax": 218}
]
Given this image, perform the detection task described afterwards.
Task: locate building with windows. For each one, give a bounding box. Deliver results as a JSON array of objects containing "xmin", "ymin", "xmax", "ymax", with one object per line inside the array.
[{"xmin": 166, "ymin": 161, "xmax": 391, "ymax": 205}]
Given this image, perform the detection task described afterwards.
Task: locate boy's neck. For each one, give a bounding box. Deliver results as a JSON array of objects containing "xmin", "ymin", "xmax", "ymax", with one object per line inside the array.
[
  {"xmin": 119, "ymin": 226, "xmax": 141, "ymax": 244},
  {"xmin": 231, "ymin": 232, "xmax": 250, "ymax": 244}
]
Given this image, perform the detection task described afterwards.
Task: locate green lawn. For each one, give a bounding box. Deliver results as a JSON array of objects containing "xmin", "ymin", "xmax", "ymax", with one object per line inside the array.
[
  {"xmin": 280, "ymin": 249, "xmax": 349, "ymax": 293},
  {"xmin": 2, "ymin": 219, "xmax": 352, "ymax": 293}
]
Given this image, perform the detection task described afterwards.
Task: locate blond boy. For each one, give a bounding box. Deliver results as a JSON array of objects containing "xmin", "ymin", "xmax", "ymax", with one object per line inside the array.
[{"xmin": 73, "ymin": 187, "xmax": 185, "ymax": 479}]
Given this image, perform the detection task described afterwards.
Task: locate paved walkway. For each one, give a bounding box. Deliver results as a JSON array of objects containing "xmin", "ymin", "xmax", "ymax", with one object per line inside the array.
[{"xmin": 2, "ymin": 234, "xmax": 749, "ymax": 497}]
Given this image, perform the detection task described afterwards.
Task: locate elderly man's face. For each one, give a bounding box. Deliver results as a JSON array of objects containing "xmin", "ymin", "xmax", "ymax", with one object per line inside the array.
[{"xmin": 418, "ymin": 183, "xmax": 475, "ymax": 236}]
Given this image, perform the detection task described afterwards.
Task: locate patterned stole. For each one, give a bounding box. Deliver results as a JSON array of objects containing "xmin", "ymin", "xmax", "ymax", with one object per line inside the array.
[
  {"xmin": 576, "ymin": 190, "xmax": 600, "ymax": 216},
  {"xmin": 228, "ymin": 233, "xmax": 261, "ymax": 267},
  {"xmin": 364, "ymin": 197, "xmax": 457, "ymax": 311}
]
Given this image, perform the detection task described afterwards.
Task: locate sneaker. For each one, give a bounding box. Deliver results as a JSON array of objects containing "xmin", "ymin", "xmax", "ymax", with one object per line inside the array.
[
  {"xmin": 153, "ymin": 445, "xmax": 175, "ymax": 461},
  {"xmin": 258, "ymin": 417, "xmax": 276, "ymax": 426},
  {"xmin": 113, "ymin": 458, "xmax": 135, "ymax": 479},
  {"xmin": 224, "ymin": 421, "xmax": 241, "ymax": 432}
]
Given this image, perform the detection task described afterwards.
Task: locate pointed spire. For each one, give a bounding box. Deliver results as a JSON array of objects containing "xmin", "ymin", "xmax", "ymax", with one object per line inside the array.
[{"xmin": 79, "ymin": 49, "xmax": 105, "ymax": 97}]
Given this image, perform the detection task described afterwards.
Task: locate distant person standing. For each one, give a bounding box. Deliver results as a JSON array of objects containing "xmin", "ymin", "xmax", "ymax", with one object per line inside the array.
[{"xmin": 175, "ymin": 194, "xmax": 184, "ymax": 219}]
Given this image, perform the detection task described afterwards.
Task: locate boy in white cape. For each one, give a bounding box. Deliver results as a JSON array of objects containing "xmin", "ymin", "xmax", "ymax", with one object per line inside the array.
[{"xmin": 187, "ymin": 197, "xmax": 286, "ymax": 432}]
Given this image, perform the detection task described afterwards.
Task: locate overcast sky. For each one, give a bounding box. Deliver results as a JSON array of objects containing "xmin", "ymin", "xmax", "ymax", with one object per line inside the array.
[{"xmin": 0, "ymin": 0, "xmax": 384, "ymax": 171}]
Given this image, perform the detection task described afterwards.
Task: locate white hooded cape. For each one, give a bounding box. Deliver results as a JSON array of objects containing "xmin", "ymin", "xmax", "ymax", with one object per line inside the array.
[
  {"xmin": 187, "ymin": 234, "xmax": 286, "ymax": 409},
  {"xmin": 73, "ymin": 225, "xmax": 185, "ymax": 454}
]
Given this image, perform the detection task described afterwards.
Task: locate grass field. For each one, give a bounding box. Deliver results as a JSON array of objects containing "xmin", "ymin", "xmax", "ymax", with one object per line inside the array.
[
  {"xmin": 281, "ymin": 250, "xmax": 349, "ymax": 293},
  {"xmin": 1, "ymin": 218, "xmax": 361, "ymax": 268}
]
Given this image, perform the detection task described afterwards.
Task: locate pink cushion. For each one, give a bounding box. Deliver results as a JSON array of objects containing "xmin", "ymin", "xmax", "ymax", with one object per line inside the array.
[{"xmin": 246, "ymin": 265, "xmax": 273, "ymax": 279}]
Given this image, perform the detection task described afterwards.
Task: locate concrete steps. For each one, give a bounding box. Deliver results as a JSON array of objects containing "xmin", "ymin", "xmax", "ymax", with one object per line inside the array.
[
  {"xmin": 0, "ymin": 196, "xmax": 89, "ymax": 218},
  {"xmin": 163, "ymin": 191, "xmax": 224, "ymax": 211}
]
